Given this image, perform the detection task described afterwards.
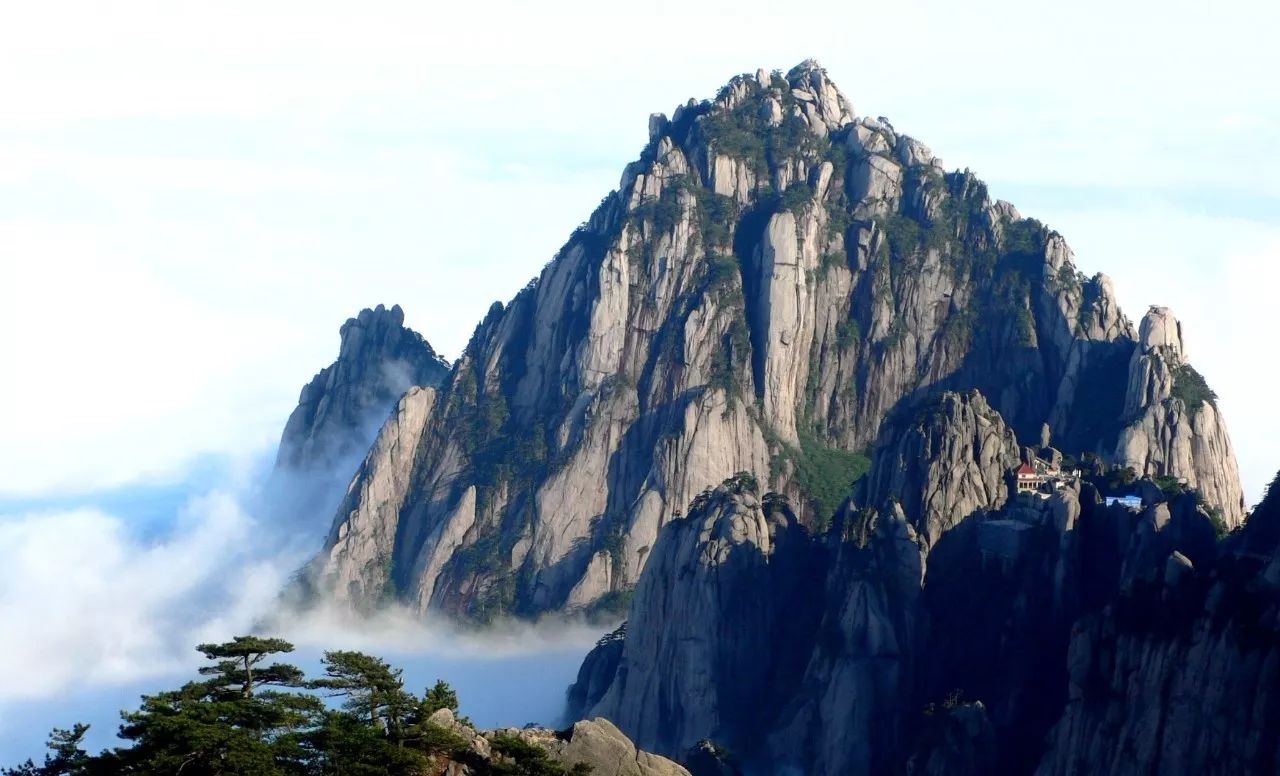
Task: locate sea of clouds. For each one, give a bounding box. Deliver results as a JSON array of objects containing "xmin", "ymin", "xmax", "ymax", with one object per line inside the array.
[{"xmin": 0, "ymin": 453, "xmax": 603, "ymax": 765}]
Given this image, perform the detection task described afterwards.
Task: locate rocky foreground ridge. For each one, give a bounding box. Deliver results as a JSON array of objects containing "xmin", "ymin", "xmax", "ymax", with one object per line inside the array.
[
  {"xmin": 426, "ymin": 711, "xmax": 690, "ymax": 776},
  {"xmin": 290, "ymin": 61, "xmax": 1245, "ymax": 624}
]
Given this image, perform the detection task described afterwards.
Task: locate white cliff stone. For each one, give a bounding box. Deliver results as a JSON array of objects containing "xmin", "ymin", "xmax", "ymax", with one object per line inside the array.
[
  {"xmin": 1114, "ymin": 307, "xmax": 1244, "ymax": 526},
  {"xmin": 316, "ymin": 385, "xmax": 436, "ymax": 608}
]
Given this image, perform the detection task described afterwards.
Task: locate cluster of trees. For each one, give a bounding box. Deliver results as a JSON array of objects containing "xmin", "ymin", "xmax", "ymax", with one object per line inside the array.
[{"xmin": 3, "ymin": 637, "xmax": 588, "ymax": 776}]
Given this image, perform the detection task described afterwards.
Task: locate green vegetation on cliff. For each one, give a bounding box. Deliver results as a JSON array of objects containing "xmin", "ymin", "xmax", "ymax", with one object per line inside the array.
[
  {"xmin": 1172, "ymin": 364, "xmax": 1218, "ymax": 411},
  {"xmin": 772, "ymin": 428, "xmax": 870, "ymax": 526}
]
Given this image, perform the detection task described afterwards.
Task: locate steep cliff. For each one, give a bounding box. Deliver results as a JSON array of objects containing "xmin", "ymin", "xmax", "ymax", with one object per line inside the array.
[
  {"xmin": 1036, "ymin": 474, "xmax": 1280, "ymax": 775},
  {"xmin": 577, "ymin": 474, "xmax": 823, "ymax": 759},
  {"xmin": 305, "ymin": 61, "xmax": 1242, "ymax": 625},
  {"xmin": 315, "ymin": 385, "xmax": 437, "ymax": 606},
  {"xmin": 276, "ymin": 304, "xmax": 449, "ymax": 472},
  {"xmin": 570, "ymin": 387, "xmax": 1253, "ymax": 773},
  {"xmin": 1114, "ymin": 305, "xmax": 1245, "ymax": 526},
  {"xmin": 267, "ymin": 304, "xmax": 449, "ymax": 543}
]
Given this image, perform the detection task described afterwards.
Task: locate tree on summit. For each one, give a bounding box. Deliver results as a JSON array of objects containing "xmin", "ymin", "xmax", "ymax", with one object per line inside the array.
[
  {"xmin": 196, "ymin": 636, "xmax": 304, "ymax": 699},
  {"xmin": 311, "ymin": 650, "xmax": 416, "ymax": 735}
]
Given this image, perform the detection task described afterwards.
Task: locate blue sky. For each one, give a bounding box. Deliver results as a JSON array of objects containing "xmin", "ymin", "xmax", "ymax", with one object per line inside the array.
[{"xmin": 1, "ymin": 0, "xmax": 1278, "ymax": 763}]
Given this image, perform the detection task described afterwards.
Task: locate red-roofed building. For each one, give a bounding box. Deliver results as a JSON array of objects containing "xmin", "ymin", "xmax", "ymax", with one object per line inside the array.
[{"xmin": 1015, "ymin": 463, "xmax": 1040, "ymax": 493}]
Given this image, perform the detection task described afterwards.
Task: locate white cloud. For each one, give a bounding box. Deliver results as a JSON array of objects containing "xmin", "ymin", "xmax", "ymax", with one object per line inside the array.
[
  {"xmin": 0, "ymin": 479, "xmax": 600, "ymax": 703},
  {"xmin": 0, "ymin": 494, "xmax": 278, "ymax": 699},
  {"xmin": 0, "ymin": 472, "xmax": 600, "ymax": 763}
]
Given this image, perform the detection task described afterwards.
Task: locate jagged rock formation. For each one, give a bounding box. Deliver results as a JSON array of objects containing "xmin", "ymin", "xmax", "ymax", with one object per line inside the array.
[
  {"xmin": 1036, "ymin": 474, "xmax": 1280, "ymax": 775},
  {"xmin": 424, "ymin": 709, "xmax": 690, "ymax": 775},
  {"xmin": 316, "ymin": 385, "xmax": 436, "ymax": 605},
  {"xmin": 862, "ymin": 390, "xmax": 1019, "ymax": 545},
  {"xmin": 578, "ymin": 475, "xmax": 822, "ymax": 757},
  {"xmin": 1114, "ymin": 305, "xmax": 1245, "ymax": 526},
  {"xmin": 569, "ymin": 387, "xmax": 1258, "ymax": 773},
  {"xmin": 303, "ymin": 61, "xmax": 1242, "ymax": 627},
  {"xmin": 267, "ymin": 303, "xmax": 448, "ymax": 549},
  {"xmin": 276, "ymin": 304, "xmax": 449, "ymax": 472}
]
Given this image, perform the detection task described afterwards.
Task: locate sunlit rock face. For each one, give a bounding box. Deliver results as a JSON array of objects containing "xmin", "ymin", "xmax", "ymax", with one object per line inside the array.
[
  {"xmin": 1113, "ymin": 305, "xmax": 1245, "ymax": 527},
  {"xmin": 301, "ymin": 62, "xmax": 1241, "ymax": 635},
  {"xmin": 266, "ymin": 303, "xmax": 449, "ymax": 554}
]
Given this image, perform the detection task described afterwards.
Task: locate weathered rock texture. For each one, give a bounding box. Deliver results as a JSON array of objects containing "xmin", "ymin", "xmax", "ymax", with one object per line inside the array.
[
  {"xmin": 423, "ymin": 709, "xmax": 689, "ymax": 776},
  {"xmin": 269, "ymin": 303, "xmax": 448, "ymax": 542},
  {"xmin": 304, "ymin": 62, "xmax": 1242, "ymax": 628},
  {"xmin": 862, "ymin": 391, "xmax": 1019, "ymax": 546},
  {"xmin": 1036, "ymin": 473, "xmax": 1280, "ymax": 776},
  {"xmin": 1114, "ymin": 305, "xmax": 1245, "ymax": 526},
  {"xmin": 580, "ymin": 475, "xmax": 822, "ymax": 757},
  {"xmin": 277, "ymin": 304, "xmax": 449, "ymax": 472},
  {"xmin": 317, "ymin": 385, "xmax": 437, "ymax": 606},
  {"xmin": 570, "ymin": 389, "xmax": 1264, "ymax": 774}
]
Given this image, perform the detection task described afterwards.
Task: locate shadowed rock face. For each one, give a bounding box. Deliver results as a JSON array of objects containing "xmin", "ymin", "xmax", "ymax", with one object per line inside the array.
[
  {"xmin": 578, "ymin": 476, "xmax": 823, "ymax": 758},
  {"xmin": 1036, "ymin": 475, "xmax": 1280, "ymax": 776},
  {"xmin": 276, "ymin": 303, "xmax": 449, "ymax": 472},
  {"xmin": 302, "ymin": 62, "xmax": 1241, "ymax": 627},
  {"xmin": 569, "ymin": 390, "xmax": 1266, "ymax": 775},
  {"xmin": 267, "ymin": 304, "xmax": 449, "ymax": 543}
]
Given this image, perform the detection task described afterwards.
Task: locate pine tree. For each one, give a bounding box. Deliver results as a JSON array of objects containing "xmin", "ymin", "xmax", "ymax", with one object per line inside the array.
[
  {"xmin": 310, "ymin": 650, "xmax": 417, "ymax": 736},
  {"xmin": 196, "ymin": 636, "xmax": 305, "ymax": 699},
  {"xmin": 0, "ymin": 724, "xmax": 91, "ymax": 776},
  {"xmin": 111, "ymin": 637, "xmax": 320, "ymax": 775},
  {"xmin": 421, "ymin": 679, "xmax": 459, "ymax": 716}
]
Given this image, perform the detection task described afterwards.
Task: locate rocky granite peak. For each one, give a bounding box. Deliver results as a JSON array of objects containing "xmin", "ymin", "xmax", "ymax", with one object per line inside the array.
[
  {"xmin": 299, "ymin": 62, "xmax": 1245, "ymax": 628},
  {"xmin": 1137, "ymin": 304, "xmax": 1185, "ymax": 360},
  {"xmin": 1115, "ymin": 306, "xmax": 1244, "ymax": 526},
  {"xmin": 276, "ymin": 303, "xmax": 449, "ymax": 472}
]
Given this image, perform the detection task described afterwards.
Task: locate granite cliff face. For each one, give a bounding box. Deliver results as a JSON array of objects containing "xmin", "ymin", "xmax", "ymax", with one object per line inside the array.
[
  {"xmin": 269, "ymin": 304, "xmax": 449, "ymax": 535},
  {"xmin": 1114, "ymin": 305, "xmax": 1245, "ymax": 526},
  {"xmin": 570, "ymin": 392, "xmax": 1262, "ymax": 774},
  {"xmin": 276, "ymin": 304, "xmax": 449, "ymax": 472},
  {"xmin": 581, "ymin": 474, "xmax": 822, "ymax": 757},
  {"xmin": 1036, "ymin": 475, "xmax": 1280, "ymax": 776},
  {"xmin": 303, "ymin": 62, "xmax": 1242, "ymax": 629}
]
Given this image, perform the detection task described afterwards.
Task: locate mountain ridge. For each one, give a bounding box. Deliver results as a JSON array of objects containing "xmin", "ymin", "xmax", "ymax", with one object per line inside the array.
[{"xmin": 296, "ymin": 60, "xmax": 1244, "ymax": 623}]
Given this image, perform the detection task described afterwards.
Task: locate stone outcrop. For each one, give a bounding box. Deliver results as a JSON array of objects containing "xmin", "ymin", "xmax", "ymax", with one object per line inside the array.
[
  {"xmin": 276, "ymin": 303, "xmax": 449, "ymax": 472},
  {"xmin": 423, "ymin": 709, "xmax": 689, "ymax": 775},
  {"xmin": 569, "ymin": 380, "xmax": 1258, "ymax": 773},
  {"xmin": 1036, "ymin": 478, "xmax": 1280, "ymax": 775},
  {"xmin": 266, "ymin": 304, "xmax": 449, "ymax": 547},
  {"xmin": 1114, "ymin": 306, "xmax": 1245, "ymax": 527},
  {"xmin": 862, "ymin": 391, "xmax": 1020, "ymax": 545},
  {"xmin": 530, "ymin": 718, "xmax": 692, "ymax": 776},
  {"xmin": 577, "ymin": 476, "xmax": 822, "ymax": 758},
  {"xmin": 298, "ymin": 61, "xmax": 1243, "ymax": 629}
]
